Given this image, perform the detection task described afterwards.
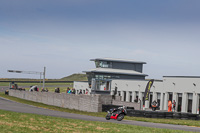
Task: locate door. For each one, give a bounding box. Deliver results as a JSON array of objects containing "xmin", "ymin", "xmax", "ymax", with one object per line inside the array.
[
  {"xmin": 130, "ymin": 92, "xmax": 132, "ymax": 102},
  {"xmin": 169, "ymin": 92, "xmax": 173, "ymax": 102},
  {"xmin": 177, "ymin": 97, "xmax": 182, "ymax": 112},
  {"xmin": 187, "ymin": 99, "xmax": 192, "ymax": 113},
  {"xmin": 199, "ymin": 96, "xmax": 200, "ymax": 114},
  {"xmin": 124, "ymin": 91, "xmax": 126, "ymax": 101}
]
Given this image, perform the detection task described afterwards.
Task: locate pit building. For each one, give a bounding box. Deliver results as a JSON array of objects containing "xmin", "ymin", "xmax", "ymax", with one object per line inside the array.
[{"xmin": 74, "ymin": 58, "xmax": 200, "ymax": 114}]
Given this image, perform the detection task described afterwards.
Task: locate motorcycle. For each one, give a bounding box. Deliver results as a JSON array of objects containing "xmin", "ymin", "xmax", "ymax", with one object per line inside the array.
[
  {"xmin": 105, "ymin": 106, "xmax": 127, "ymax": 121},
  {"xmin": 151, "ymin": 100, "xmax": 158, "ymax": 111}
]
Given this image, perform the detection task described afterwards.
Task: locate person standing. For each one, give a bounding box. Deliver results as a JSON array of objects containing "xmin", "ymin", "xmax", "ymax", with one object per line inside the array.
[
  {"xmin": 79, "ymin": 89, "xmax": 82, "ymax": 94},
  {"xmin": 168, "ymin": 100, "xmax": 172, "ymax": 112},
  {"xmin": 172, "ymin": 100, "xmax": 176, "ymax": 112}
]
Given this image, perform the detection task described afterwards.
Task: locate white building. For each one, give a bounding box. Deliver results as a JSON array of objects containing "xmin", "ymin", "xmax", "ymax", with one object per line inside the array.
[{"xmin": 74, "ymin": 58, "xmax": 200, "ymax": 114}]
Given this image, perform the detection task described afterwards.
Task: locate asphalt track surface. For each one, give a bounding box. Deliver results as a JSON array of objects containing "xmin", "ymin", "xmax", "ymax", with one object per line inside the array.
[{"xmin": 0, "ymin": 97, "xmax": 200, "ymax": 132}]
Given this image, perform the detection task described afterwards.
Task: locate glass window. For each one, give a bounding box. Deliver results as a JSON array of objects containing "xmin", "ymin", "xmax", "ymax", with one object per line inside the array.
[
  {"xmin": 95, "ymin": 61, "xmax": 100, "ymax": 68},
  {"xmin": 95, "ymin": 74, "xmax": 120, "ymax": 80},
  {"xmin": 96, "ymin": 61, "xmax": 112, "ymax": 68}
]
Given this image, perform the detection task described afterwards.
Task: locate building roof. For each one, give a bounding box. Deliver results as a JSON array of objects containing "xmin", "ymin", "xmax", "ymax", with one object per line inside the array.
[
  {"xmin": 83, "ymin": 68, "xmax": 148, "ymax": 76},
  {"xmin": 90, "ymin": 58, "xmax": 146, "ymax": 64}
]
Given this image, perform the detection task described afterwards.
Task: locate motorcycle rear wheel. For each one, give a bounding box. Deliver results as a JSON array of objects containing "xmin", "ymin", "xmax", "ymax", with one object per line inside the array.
[{"xmin": 117, "ymin": 114, "xmax": 124, "ymax": 121}]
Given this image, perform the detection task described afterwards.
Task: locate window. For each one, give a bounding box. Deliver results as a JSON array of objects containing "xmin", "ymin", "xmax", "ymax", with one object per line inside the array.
[
  {"xmin": 95, "ymin": 74, "xmax": 119, "ymax": 80},
  {"xmin": 95, "ymin": 61, "xmax": 100, "ymax": 68},
  {"xmin": 95, "ymin": 61, "xmax": 112, "ymax": 68}
]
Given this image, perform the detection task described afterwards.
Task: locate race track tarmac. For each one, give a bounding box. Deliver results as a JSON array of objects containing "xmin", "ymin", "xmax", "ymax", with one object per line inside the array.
[{"xmin": 0, "ymin": 97, "xmax": 200, "ymax": 132}]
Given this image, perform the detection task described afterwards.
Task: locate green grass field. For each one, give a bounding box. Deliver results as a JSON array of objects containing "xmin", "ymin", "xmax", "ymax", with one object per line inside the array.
[
  {"xmin": 0, "ymin": 109, "xmax": 192, "ymax": 133},
  {"xmin": 0, "ymin": 73, "xmax": 86, "ymax": 92},
  {"xmin": 0, "ymin": 82, "xmax": 73, "ymax": 93},
  {"xmin": 1, "ymin": 92, "xmax": 200, "ymax": 128},
  {"xmin": 0, "ymin": 82, "xmax": 73, "ymax": 87},
  {"xmin": 0, "ymin": 73, "xmax": 87, "ymax": 82}
]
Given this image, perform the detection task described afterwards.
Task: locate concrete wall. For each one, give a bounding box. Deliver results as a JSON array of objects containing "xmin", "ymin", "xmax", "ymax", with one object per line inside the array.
[{"xmin": 8, "ymin": 90, "xmax": 109, "ymax": 112}]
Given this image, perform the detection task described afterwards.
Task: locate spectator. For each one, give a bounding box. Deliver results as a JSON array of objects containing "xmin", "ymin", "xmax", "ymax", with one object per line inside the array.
[
  {"xmin": 34, "ymin": 86, "xmax": 37, "ymax": 91},
  {"xmin": 79, "ymin": 89, "xmax": 82, "ymax": 94},
  {"xmin": 66, "ymin": 87, "xmax": 70, "ymax": 93},
  {"xmin": 71, "ymin": 88, "xmax": 75, "ymax": 94},
  {"xmin": 85, "ymin": 89, "xmax": 88, "ymax": 94},
  {"xmin": 29, "ymin": 85, "xmax": 37, "ymax": 92},
  {"xmin": 68, "ymin": 89, "xmax": 71, "ymax": 94},
  {"xmin": 41, "ymin": 88, "xmax": 45, "ymax": 92},
  {"xmin": 172, "ymin": 100, "xmax": 176, "ymax": 112},
  {"xmin": 55, "ymin": 87, "xmax": 60, "ymax": 93},
  {"xmin": 57, "ymin": 87, "xmax": 60, "ymax": 93},
  {"xmin": 168, "ymin": 100, "xmax": 172, "ymax": 112}
]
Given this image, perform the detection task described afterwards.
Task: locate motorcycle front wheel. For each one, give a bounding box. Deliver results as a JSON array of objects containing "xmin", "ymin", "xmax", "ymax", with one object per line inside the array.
[
  {"xmin": 117, "ymin": 114, "xmax": 124, "ymax": 121},
  {"xmin": 105, "ymin": 114, "xmax": 111, "ymax": 120}
]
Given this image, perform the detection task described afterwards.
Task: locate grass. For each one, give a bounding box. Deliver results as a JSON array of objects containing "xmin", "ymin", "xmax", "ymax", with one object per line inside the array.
[
  {"xmin": 0, "ymin": 82, "xmax": 73, "ymax": 87},
  {"xmin": 0, "ymin": 109, "xmax": 193, "ymax": 133},
  {"xmin": 0, "ymin": 73, "xmax": 87, "ymax": 82},
  {"xmin": 1, "ymin": 92, "xmax": 200, "ymax": 128},
  {"xmin": 0, "ymin": 82, "xmax": 73, "ymax": 93},
  {"xmin": 61, "ymin": 73, "xmax": 87, "ymax": 81}
]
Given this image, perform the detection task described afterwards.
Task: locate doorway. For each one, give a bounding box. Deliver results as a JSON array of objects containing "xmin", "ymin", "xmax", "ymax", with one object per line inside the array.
[
  {"xmin": 177, "ymin": 93, "xmax": 182, "ymax": 112},
  {"xmin": 199, "ymin": 95, "xmax": 200, "ymax": 114},
  {"xmin": 187, "ymin": 93, "xmax": 193, "ymax": 113},
  {"xmin": 129, "ymin": 92, "xmax": 132, "ymax": 102},
  {"xmin": 124, "ymin": 91, "xmax": 126, "ymax": 101},
  {"xmin": 157, "ymin": 93, "xmax": 161, "ymax": 107},
  {"xmin": 169, "ymin": 92, "xmax": 173, "ymax": 102}
]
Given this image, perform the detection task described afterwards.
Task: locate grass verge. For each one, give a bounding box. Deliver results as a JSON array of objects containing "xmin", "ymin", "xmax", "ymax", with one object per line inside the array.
[
  {"xmin": 0, "ymin": 92, "xmax": 200, "ymax": 127},
  {"xmin": 0, "ymin": 109, "xmax": 193, "ymax": 133}
]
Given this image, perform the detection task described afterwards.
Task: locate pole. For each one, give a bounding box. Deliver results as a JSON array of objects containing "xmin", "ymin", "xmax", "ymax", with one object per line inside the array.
[
  {"xmin": 40, "ymin": 73, "xmax": 41, "ymax": 88},
  {"xmin": 43, "ymin": 67, "xmax": 46, "ymax": 89}
]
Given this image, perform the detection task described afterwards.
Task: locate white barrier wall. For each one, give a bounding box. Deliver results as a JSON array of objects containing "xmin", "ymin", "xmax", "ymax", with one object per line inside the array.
[{"xmin": 9, "ymin": 90, "xmax": 113, "ymax": 112}]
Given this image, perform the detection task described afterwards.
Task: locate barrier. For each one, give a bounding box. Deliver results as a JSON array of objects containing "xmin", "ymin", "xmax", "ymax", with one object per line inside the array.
[
  {"xmin": 9, "ymin": 90, "xmax": 112, "ymax": 112},
  {"xmin": 125, "ymin": 110, "xmax": 200, "ymax": 120}
]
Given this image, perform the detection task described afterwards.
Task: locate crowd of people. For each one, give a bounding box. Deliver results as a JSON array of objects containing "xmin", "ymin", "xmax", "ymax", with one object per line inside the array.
[
  {"xmin": 41, "ymin": 88, "xmax": 49, "ymax": 92},
  {"xmin": 54, "ymin": 87, "xmax": 77, "ymax": 94},
  {"xmin": 66, "ymin": 87, "xmax": 75, "ymax": 94},
  {"xmin": 28, "ymin": 85, "xmax": 89, "ymax": 95}
]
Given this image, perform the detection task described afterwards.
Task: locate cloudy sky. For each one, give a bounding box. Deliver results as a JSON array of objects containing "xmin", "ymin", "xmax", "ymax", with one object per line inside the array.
[{"xmin": 1, "ymin": 0, "xmax": 200, "ymax": 79}]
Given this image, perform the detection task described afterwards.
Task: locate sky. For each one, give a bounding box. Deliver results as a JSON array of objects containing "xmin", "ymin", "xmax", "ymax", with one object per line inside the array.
[{"xmin": 1, "ymin": 0, "xmax": 200, "ymax": 79}]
